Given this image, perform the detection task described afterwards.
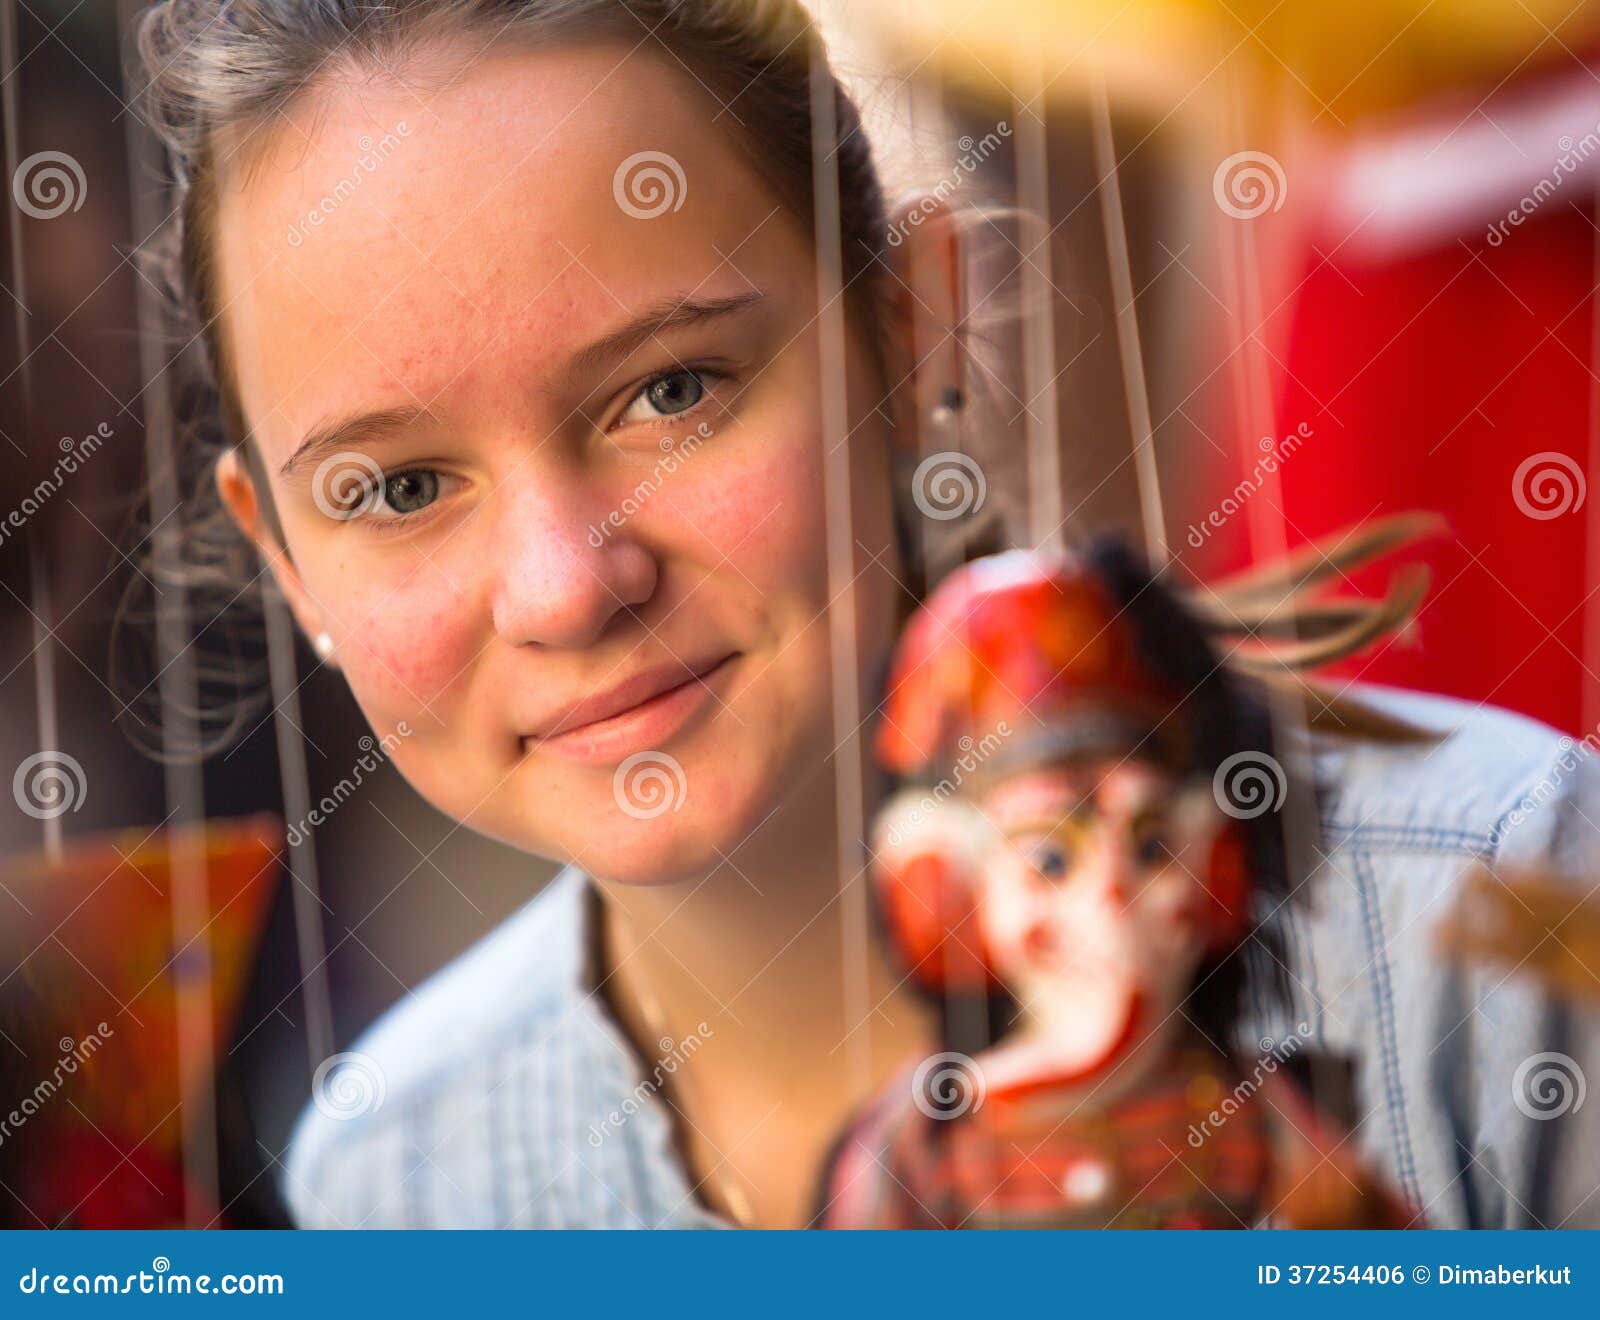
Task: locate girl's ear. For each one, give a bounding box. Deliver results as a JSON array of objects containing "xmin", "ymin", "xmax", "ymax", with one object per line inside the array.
[
  {"xmin": 214, "ymin": 447, "xmax": 332, "ymax": 658},
  {"xmin": 884, "ymin": 194, "xmax": 965, "ymax": 449}
]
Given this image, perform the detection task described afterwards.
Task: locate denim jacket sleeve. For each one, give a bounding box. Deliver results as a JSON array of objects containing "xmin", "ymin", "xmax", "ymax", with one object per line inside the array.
[{"xmin": 1240, "ymin": 685, "xmax": 1600, "ymax": 1228}]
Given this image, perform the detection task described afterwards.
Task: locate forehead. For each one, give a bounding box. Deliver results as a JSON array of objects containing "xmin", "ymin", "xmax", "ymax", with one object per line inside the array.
[{"xmin": 210, "ymin": 39, "xmax": 804, "ymax": 462}]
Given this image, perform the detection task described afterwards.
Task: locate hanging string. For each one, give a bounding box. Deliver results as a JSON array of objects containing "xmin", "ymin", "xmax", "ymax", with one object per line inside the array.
[
  {"xmin": 115, "ymin": 0, "xmax": 218, "ymax": 1228},
  {"xmin": 0, "ymin": 0, "xmax": 65, "ymax": 869},
  {"xmin": 1089, "ymin": 76, "xmax": 1169, "ymax": 568},
  {"xmin": 1211, "ymin": 65, "xmax": 1334, "ymax": 1109},
  {"xmin": 1012, "ymin": 49, "xmax": 1065, "ymax": 555},
  {"xmin": 262, "ymin": 585, "xmax": 336, "ymax": 1073},
  {"xmin": 808, "ymin": 21, "xmax": 873, "ymax": 1098}
]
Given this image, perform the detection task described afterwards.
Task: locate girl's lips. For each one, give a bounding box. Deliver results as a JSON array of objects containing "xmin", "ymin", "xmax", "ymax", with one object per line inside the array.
[{"xmin": 527, "ymin": 654, "xmax": 738, "ymax": 766}]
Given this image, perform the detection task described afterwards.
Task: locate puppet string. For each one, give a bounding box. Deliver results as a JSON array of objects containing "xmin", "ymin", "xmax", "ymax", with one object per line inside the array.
[
  {"xmin": 1090, "ymin": 74, "xmax": 1170, "ymax": 569},
  {"xmin": 808, "ymin": 21, "xmax": 874, "ymax": 1100}
]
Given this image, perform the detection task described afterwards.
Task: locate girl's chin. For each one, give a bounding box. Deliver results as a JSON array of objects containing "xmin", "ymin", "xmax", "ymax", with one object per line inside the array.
[{"xmin": 553, "ymin": 807, "xmax": 763, "ymax": 888}]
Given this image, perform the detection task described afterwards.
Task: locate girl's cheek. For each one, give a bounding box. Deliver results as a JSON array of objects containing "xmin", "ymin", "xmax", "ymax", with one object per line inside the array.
[
  {"xmin": 315, "ymin": 553, "xmax": 480, "ymax": 707},
  {"xmin": 656, "ymin": 422, "xmax": 826, "ymax": 586}
]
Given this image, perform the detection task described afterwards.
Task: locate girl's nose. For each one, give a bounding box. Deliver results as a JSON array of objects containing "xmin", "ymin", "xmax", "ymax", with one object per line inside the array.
[{"xmin": 488, "ymin": 471, "xmax": 659, "ymax": 650}]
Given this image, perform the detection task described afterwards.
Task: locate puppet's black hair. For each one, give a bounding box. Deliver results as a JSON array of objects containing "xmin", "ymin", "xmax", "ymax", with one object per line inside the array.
[{"xmin": 1083, "ymin": 533, "xmax": 1298, "ymax": 1054}]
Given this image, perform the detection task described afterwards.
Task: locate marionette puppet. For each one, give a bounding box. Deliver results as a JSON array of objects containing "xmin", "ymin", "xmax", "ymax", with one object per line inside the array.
[{"xmin": 816, "ymin": 539, "xmax": 1416, "ymax": 1229}]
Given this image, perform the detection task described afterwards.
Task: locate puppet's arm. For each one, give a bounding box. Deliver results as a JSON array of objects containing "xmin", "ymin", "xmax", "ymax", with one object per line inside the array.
[{"xmin": 1436, "ymin": 865, "xmax": 1600, "ymax": 1001}]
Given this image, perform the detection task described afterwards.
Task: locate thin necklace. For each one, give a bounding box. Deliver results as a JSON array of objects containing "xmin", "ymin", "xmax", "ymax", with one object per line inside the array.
[{"xmin": 612, "ymin": 910, "xmax": 757, "ymax": 1229}]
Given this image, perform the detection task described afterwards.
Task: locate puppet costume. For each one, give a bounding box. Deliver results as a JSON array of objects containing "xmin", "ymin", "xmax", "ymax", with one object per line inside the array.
[
  {"xmin": 817, "ymin": 543, "xmax": 1416, "ymax": 1230},
  {"xmin": 821, "ymin": 1045, "xmax": 1410, "ymax": 1229}
]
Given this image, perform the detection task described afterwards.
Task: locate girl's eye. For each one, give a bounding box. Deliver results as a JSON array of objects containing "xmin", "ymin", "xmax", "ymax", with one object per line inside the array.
[
  {"xmin": 379, "ymin": 470, "xmax": 440, "ymax": 517},
  {"xmin": 618, "ymin": 369, "xmax": 706, "ymax": 424}
]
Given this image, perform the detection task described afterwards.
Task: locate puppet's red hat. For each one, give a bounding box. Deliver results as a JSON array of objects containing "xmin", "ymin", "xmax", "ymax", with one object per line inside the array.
[{"xmin": 875, "ymin": 550, "xmax": 1184, "ymax": 779}]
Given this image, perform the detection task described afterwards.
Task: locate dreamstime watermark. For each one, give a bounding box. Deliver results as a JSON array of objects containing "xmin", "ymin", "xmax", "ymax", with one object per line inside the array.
[
  {"xmin": 1512, "ymin": 1051, "xmax": 1585, "ymax": 1120},
  {"xmin": 0, "ymin": 1023, "xmax": 114, "ymax": 1148},
  {"xmin": 17, "ymin": 1259, "xmax": 283, "ymax": 1298},
  {"xmin": 613, "ymin": 150, "xmax": 687, "ymax": 219},
  {"xmin": 13, "ymin": 750, "xmax": 87, "ymax": 821},
  {"xmin": 1487, "ymin": 124, "xmax": 1600, "ymax": 246},
  {"xmin": 912, "ymin": 451, "xmax": 986, "ymax": 521},
  {"xmin": 1213, "ymin": 151, "xmax": 1287, "ymax": 219},
  {"xmin": 12, "ymin": 150, "xmax": 86, "ymax": 219},
  {"xmin": 613, "ymin": 750, "xmax": 688, "ymax": 819},
  {"xmin": 884, "ymin": 724, "xmax": 1012, "ymax": 848},
  {"xmin": 1185, "ymin": 1022, "xmax": 1311, "ymax": 1148},
  {"xmin": 587, "ymin": 1022, "xmax": 715, "ymax": 1147},
  {"xmin": 1212, "ymin": 750, "xmax": 1287, "ymax": 820},
  {"xmin": 0, "ymin": 422, "xmax": 112, "ymax": 549},
  {"xmin": 587, "ymin": 422, "xmax": 714, "ymax": 546},
  {"xmin": 911, "ymin": 1051, "xmax": 986, "ymax": 1120},
  {"xmin": 1512, "ymin": 451, "xmax": 1585, "ymax": 521},
  {"xmin": 1185, "ymin": 422, "xmax": 1312, "ymax": 549},
  {"xmin": 1507, "ymin": 728, "xmax": 1600, "ymax": 829},
  {"xmin": 311, "ymin": 451, "xmax": 385, "ymax": 521},
  {"xmin": 886, "ymin": 123, "xmax": 1012, "ymax": 246},
  {"xmin": 312, "ymin": 1051, "xmax": 387, "ymax": 1122},
  {"xmin": 285, "ymin": 725, "xmax": 411, "ymax": 847},
  {"xmin": 285, "ymin": 123, "xmax": 412, "ymax": 247}
]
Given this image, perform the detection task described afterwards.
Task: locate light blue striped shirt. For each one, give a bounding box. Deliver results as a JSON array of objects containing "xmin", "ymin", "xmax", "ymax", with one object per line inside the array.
[{"xmin": 281, "ymin": 687, "xmax": 1600, "ymax": 1229}]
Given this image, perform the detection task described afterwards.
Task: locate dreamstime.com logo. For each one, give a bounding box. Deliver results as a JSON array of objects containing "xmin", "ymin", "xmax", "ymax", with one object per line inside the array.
[
  {"xmin": 312, "ymin": 1051, "xmax": 387, "ymax": 1122},
  {"xmin": 1185, "ymin": 423, "xmax": 1312, "ymax": 549},
  {"xmin": 18, "ymin": 1259, "xmax": 283, "ymax": 1297},
  {"xmin": 1212, "ymin": 151, "xmax": 1287, "ymax": 219},
  {"xmin": 613, "ymin": 751, "xmax": 688, "ymax": 819},
  {"xmin": 1507, "ymin": 730, "xmax": 1600, "ymax": 828},
  {"xmin": 588, "ymin": 422, "xmax": 714, "ymax": 545},
  {"xmin": 1512, "ymin": 451, "xmax": 1586, "ymax": 521},
  {"xmin": 0, "ymin": 1023, "xmax": 113, "ymax": 1149},
  {"xmin": 1487, "ymin": 122, "xmax": 1600, "ymax": 246},
  {"xmin": 12, "ymin": 150, "xmax": 86, "ymax": 219},
  {"xmin": 1513, "ymin": 1051, "xmax": 1586, "ymax": 1121},
  {"xmin": 13, "ymin": 750, "xmax": 87, "ymax": 821},
  {"xmin": 285, "ymin": 724, "xmax": 412, "ymax": 847},
  {"xmin": 1212, "ymin": 751, "xmax": 1287, "ymax": 820},
  {"xmin": 613, "ymin": 151, "xmax": 687, "ymax": 219},
  {"xmin": 0, "ymin": 422, "xmax": 112, "ymax": 550},
  {"xmin": 1186, "ymin": 1023, "xmax": 1311, "ymax": 1148},
  {"xmin": 912, "ymin": 1051, "xmax": 986, "ymax": 1120},
  {"xmin": 587, "ymin": 1022, "xmax": 714, "ymax": 1147},
  {"xmin": 285, "ymin": 124, "xmax": 411, "ymax": 247},
  {"xmin": 885, "ymin": 724, "xmax": 1012, "ymax": 848},
  {"xmin": 886, "ymin": 123, "xmax": 1011, "ymax": 246}
]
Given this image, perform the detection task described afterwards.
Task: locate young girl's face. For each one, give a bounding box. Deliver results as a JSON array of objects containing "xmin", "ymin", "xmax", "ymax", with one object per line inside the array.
[{"xmin": 210, "ymin": 41, "xmax": 903, "ymax": 883}]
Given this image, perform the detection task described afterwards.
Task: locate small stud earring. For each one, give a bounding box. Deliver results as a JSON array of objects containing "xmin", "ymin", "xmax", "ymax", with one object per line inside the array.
[
  {"xmin": 313, "ymin": 632, "xmax": 334, "ymax": 661},
  {"xmin": 930, "ymin": 385, "xmax": 965, "ymax": 430}
]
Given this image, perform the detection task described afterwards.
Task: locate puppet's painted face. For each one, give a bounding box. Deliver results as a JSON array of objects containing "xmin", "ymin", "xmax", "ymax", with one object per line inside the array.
[{"xmin": 975, "ymin": 759, "xmax": 1223, "ymax": 1077}]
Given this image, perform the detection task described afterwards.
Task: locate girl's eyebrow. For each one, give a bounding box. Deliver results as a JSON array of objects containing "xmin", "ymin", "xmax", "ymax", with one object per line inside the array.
[
  {"xmin": 278, "ymin": 292, "xmax": 766, "ymax": 480},
  {"xmin": 565, "ymin": 290, "xmax": 766, "ymax": 383},
  {"xmin": 280, "ymin": 404, "xmax": 433, "ymax": 480}
]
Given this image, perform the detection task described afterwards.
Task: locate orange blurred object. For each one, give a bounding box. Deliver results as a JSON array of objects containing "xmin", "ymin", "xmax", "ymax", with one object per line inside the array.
[{"xmin": 2, "ymin": 816, "xmax": 282, "ymax": 1225}]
